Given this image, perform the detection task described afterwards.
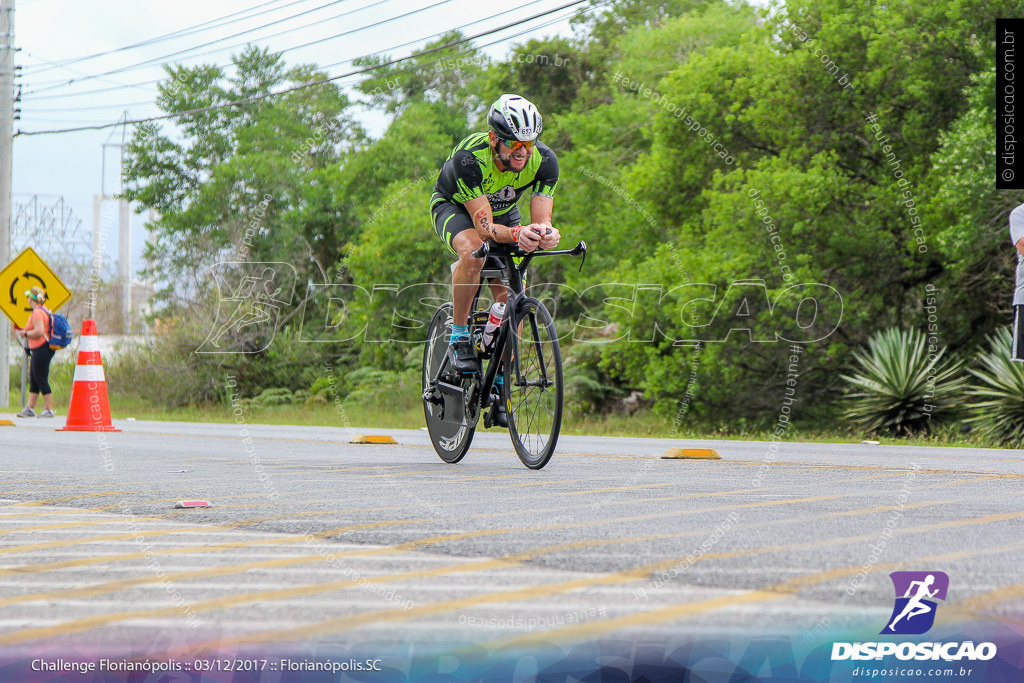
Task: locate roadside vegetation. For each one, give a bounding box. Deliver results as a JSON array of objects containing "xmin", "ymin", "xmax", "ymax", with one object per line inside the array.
[{"xmin": 10, "ymin": 0, "xmax": 1024, "ymax": 449}]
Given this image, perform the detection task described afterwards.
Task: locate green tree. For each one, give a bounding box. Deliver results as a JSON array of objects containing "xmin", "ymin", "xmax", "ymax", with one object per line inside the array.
[
  {"xmin": 575, "ymin": 0, "xmax": 1012, "ymax": 421},
  {"xmin": 354, "ymin": 30, "xmax": 488, "ymax": 145},
  {"xmin": 123, "ymin": 46, "xmax": 364, "ymax": 305},
  {"xmin": 481, "ymin": 37, "xmax": 586, "ymax": 119},
  {"xmin": 336, "ymin": 104, "xmax": 455, "ymax": 371},
  {"xmin": 926, "ymin": 69, "xmax": 1024, "ymax": 348}
]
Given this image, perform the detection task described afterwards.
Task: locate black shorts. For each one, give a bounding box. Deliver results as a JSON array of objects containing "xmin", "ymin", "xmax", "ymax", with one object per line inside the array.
[
  {"xmin": 1013, "ymin": 305, "xmax": 1024, "ymax": 362},
  {"xmin": 430, "ymin": 191, "xmax": 521, "ymax": 255}
]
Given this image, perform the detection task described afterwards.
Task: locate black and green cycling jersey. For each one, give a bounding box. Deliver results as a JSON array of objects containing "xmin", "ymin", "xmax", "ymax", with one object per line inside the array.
[{"xmin": 432, "ymin": 132, "xmax": 559, "ymax": 216}]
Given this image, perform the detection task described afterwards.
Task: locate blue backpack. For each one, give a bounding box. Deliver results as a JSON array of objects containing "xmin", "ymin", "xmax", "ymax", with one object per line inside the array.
[{"xmin": 45, "ymin": 309, "xmax": 73, "ymax": 350}]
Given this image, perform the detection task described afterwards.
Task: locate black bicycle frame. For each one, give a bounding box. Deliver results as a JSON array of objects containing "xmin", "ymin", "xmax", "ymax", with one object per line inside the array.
[{"xmin": 468, "ymin": 240, "xmax": 586, "ymax": 414}]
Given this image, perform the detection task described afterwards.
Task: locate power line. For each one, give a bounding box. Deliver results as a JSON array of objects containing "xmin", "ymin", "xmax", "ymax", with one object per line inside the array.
[
  {"xmin": 319, "ymin": 0, "xmax": 560, "ymax": 72},
  {"xmin": 23, "ymin": 0, "xmax": 446, "ymax": 100},
  {"xmin": 16, "ymin": 0, "xmax": 590, "ymax": 137},
  {"xmin": 25, "ymin": 100, "xmax": 157, "ymax": 113},
  {"xmin": 23, "ymin": 0, "xmax": 555, "ymax": 114},
  {"xmin": 23, "ymin": 0, "xmax": 533, "ymax": 102},
  {"xmin": 25, "ymin": 0, "xmax": 379, "ymax": 92},
  {"xmin": 21, "ymin": 51, "xmax": 158, "ymax": 92},
  {"xmin": 25, "ymin": 0, "xmax": 306, "ymax": 75},
  {"xmin": 29, "ymin": 4, "xmax": 578, "ymax": 119}
]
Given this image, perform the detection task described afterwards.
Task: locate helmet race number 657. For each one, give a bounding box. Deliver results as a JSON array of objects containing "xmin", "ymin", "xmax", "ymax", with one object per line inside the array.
[{"xmin": 488, "ymin": 94, "xmax": 543, "ymax": 142}]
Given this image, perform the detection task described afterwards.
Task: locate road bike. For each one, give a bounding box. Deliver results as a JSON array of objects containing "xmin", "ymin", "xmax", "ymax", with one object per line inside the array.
[{"xmin": 421, "ymin": 239, "xmax": 586, "ymax": 469}]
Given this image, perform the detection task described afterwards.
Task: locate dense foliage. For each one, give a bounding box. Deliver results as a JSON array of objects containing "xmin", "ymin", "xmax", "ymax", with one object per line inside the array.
[
  {"xmin": 120, "ymin": 0, "xmax": 1024, "ymax": 435},
  {"xmin": 841, "ymin": 327, "xmax": 964, "ymax": 436},
  {"xmin": 965, "ymin": 328, "xmax": 1024, "ymax": 447}
]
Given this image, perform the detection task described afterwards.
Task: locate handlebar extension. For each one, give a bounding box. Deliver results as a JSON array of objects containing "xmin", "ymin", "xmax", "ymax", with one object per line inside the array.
[{"xmin": 471, "ymin": 240, "xmax": 587, "ymax": 263}]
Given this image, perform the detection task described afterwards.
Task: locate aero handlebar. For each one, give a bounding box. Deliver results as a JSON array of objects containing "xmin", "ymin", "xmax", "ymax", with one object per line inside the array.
[{"xmin": 471, "ymin": 240, "xmax": 588, "ymax": 271}]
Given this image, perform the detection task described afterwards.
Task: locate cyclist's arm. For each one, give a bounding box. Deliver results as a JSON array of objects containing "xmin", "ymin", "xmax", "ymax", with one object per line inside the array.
[
  {"xmin": 529, "ymin": 196, "xmax": 553, "ymax": 228},
  {"xmin": 527, "ymin": 144, "xmax": 559, "ymax": 248},
  {"xmin": 528, "ymin": 196, "xmax": 560, "ymax": 249},
  {"xmin": 463, "ymin": 195, "xmax": 516, "ymax": 243}
]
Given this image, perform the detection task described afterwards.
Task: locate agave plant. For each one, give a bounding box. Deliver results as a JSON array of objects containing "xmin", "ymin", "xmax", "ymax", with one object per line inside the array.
[
  {"xmin": 965, "ymin": 327, "xmax": 1024, "ymax": 447},
  {"xmin": 841, "ymin": 327, "xmax": 965, "ymax": 436}
]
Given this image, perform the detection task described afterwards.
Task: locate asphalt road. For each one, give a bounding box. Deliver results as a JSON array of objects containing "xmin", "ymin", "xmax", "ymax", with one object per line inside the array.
[{"xmin": 0, "ymin": 416, "xmax": 1021, "ymax": 659}]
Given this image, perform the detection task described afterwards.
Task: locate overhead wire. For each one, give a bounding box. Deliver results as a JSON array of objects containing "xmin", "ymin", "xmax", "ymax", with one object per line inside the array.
[
  {"xmin": 27, "ymin": 2, "xmax": 574, "ymax": 117},
  {"xmin": 24, "ymin": 0, "xmax": 552, "ymax": 114},
  {"xmin": 25, "ymin": 0, "xmax": 307, "ymax": 75},
  {"xmin": 340, "ymin": 1, "xmax": 586, "ymax": 86},
  {"xmin": 22, "ymin": 0, "xmax": 560, "ymax": 105},
  {"xmin": 23, "ymin": 0, "xmax": 450, "ymax": 99},
  {"xmin": 318, "ymin": 0, "xmax": 561, "ymax": 73},
  {"xmin": 26, "ymin": 0, "xmax": 365, "ymax": 91},
  {"xmin": 25, "ymin": 0, "xmax": 554, "ymax": 113},
  {"xmin": 17, "ymin": 0, "xmax": 593, "ymax": 136},
  {"xmin": 20, "ymin": 52, "xmax": 156, "ymax": 92}
]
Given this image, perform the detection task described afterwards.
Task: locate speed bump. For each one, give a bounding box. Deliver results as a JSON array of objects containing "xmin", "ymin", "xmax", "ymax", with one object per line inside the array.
[
  {"xmin": 350, "ymin": 435, "xmax": 398, "ymax": 444},
  {"xmin": 662, "ymin": 448, "xmax": 721, "ymax": 460},
  {"xmin": 0, "ymin": 420, "xmax": 14, "ymax": 427}
]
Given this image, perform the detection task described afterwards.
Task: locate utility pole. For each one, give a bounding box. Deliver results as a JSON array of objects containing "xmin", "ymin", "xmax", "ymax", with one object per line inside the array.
[
  {"xmin": 0, "ymin": 0, "xmax": 14, "ymax": 408},
  {"xmin": 94, "ymin": 115, "xmax": 132, "ymax": 331}
]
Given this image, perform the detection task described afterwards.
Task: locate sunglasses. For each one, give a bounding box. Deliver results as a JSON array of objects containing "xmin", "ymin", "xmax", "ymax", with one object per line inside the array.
[{"xmin": 499, "ymin": 138, "xmax": 535, "ymax": 152}]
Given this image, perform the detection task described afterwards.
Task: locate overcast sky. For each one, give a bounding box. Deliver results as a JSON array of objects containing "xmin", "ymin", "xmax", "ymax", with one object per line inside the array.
[{"xmin": 11, "ymin": 0, "xmax": 581, "ymax": 274}]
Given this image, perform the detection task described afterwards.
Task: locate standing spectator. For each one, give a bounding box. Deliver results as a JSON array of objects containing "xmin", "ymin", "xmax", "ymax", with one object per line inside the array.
[
  {"xmin": 1012, "ymin": 204, "xmax": 1024, "ymax": 362},
  {"xmin": 14, "ymin": 286, "xmax": 56, "ymax": 417}
]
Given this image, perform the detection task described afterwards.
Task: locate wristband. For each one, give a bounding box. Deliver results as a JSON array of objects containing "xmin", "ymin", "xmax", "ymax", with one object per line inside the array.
[{"xmin": 511, "ymin": 225, "xmax": 521, "ymax": 242}]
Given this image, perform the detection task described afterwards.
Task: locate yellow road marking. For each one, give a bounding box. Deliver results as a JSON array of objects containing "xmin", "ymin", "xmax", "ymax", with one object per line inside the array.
[
  {"xmin": 0, "ymin": 495, "xmax": 359, "ymax": 519},
  {"xmin": 0, "ymin": 496, "xmax": 963, "ymax": 609},
  {"xmin": 0, "ymin": 517, "xmax": 428, "ymax": 556},
  {"xmin": 722, "ymin": 459, "xmax": 1022, "ymax": 477},
  {"xmin": 196, "ymin": 514, "xmax": 1024, "ymax": 651},
  {"xmin": 921, "ymin": 474, "xmax": 1016, "ymax": 487},
  {"xmin": 495, "ymin": 541, "xmax": 1024, "ymax": 647},
  {"xmin": 503, "ymin": 591, "xmax": 788, "ymax": 647},
  {"xmin": 3, "ymin": 496, "xmax": 1003, "ymax": 648},
  {"xmin": 0, "ymin": 515, "xmax": 171, "ymax": 535},
  {"xmin": 266, "ymin": 465, "xmax": 413, "ymax": 475},
  {"xmin": 8, "ymin": 491, "xmax": 137, "ymax": 506},
  {"xmin": 0, "ymin": 470, "xmax": 983, "ymax": 565},
  {"xmin": 945, "ymin": 582, "xmax": 1024, "ymax": 625},
  {"xmin": 561, "ymin": 483, "xmax": 678, "ymax": 496}
]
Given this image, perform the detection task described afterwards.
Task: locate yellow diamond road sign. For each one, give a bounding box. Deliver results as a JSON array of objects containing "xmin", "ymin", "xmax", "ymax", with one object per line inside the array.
[{"xmin": 0, "ymin": 247, "xmax": 73, "ymax": 326}]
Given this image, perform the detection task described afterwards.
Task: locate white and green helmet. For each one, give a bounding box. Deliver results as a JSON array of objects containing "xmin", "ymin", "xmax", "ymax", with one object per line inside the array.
[{"xmin": 488, "ymin": 94, "xmax": 542, "ymax": 142}]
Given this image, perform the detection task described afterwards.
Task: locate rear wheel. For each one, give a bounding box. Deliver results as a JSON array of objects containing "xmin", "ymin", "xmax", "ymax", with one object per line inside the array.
[
  {"xmin": 423, "ymin": 303, "xmax": 478, "ymax": 463},
  {"xmin": 504, "ymin": 297, "xmax": 562, "ymax": 469}
]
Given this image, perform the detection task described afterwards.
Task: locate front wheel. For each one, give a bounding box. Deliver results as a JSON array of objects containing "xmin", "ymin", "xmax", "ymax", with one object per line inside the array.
[
  {"xmin": 504, "ymin": 297, "xmax": 563, "ymax": 469},
  {"xmin": 423, "ymin": 303, "xmax": 477, "ymax": 463}
]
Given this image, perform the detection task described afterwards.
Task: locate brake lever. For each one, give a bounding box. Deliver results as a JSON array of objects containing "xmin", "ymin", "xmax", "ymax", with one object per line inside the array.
[{"xmin": 575, "ymin": 241, "xmax": 587, "ymax": 272}]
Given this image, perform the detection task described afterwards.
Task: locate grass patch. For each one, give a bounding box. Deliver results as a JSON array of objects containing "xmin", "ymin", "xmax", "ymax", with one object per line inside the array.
[{"xmin": 7, "ymin": 361, "xmax": 993, "ymax": 448}]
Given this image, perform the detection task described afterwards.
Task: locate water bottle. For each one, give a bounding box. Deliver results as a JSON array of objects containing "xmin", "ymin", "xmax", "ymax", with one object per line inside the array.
[{"xmin": 481, "ymin": 302, "xmax": 505, "ymax": 350}]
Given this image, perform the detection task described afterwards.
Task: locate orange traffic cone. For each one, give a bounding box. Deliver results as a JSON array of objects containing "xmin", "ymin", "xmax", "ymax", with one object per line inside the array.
[{"xmin": 57, "ymin": 319, "xmax": 121, "ymax": 432}]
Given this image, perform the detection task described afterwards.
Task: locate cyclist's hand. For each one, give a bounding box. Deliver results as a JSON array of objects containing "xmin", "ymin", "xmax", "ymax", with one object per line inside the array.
[
  {"xmin": 516, "ymin": 225, "xmax": 542, "ymax": 252},
  {"xmin": 536, "ymin": 225, "xmax": 560, "ymax": 249}
]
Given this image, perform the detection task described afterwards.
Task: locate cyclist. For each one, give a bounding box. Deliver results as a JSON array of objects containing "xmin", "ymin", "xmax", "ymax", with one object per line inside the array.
[{"xmin": 430, "ymin": 94, "xmax": 562, "ymax": 420}]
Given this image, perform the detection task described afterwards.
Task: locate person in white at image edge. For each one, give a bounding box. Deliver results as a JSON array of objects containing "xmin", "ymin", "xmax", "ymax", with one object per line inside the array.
[{"xmin": 1010, "ymin": 203, "xmax": 1024, "ymax": 362}]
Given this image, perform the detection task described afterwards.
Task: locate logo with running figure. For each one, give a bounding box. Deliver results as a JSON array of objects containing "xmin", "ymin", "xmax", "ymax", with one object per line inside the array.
[{"xmin": 881, "ymin": 571, "xmax": 949, "ymax": 635}]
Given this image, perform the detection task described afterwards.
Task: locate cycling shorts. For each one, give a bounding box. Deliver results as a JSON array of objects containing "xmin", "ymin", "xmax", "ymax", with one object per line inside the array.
[{"xmin": 430, "ymin": 191, "xmax": 521, "ymax": 255}]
